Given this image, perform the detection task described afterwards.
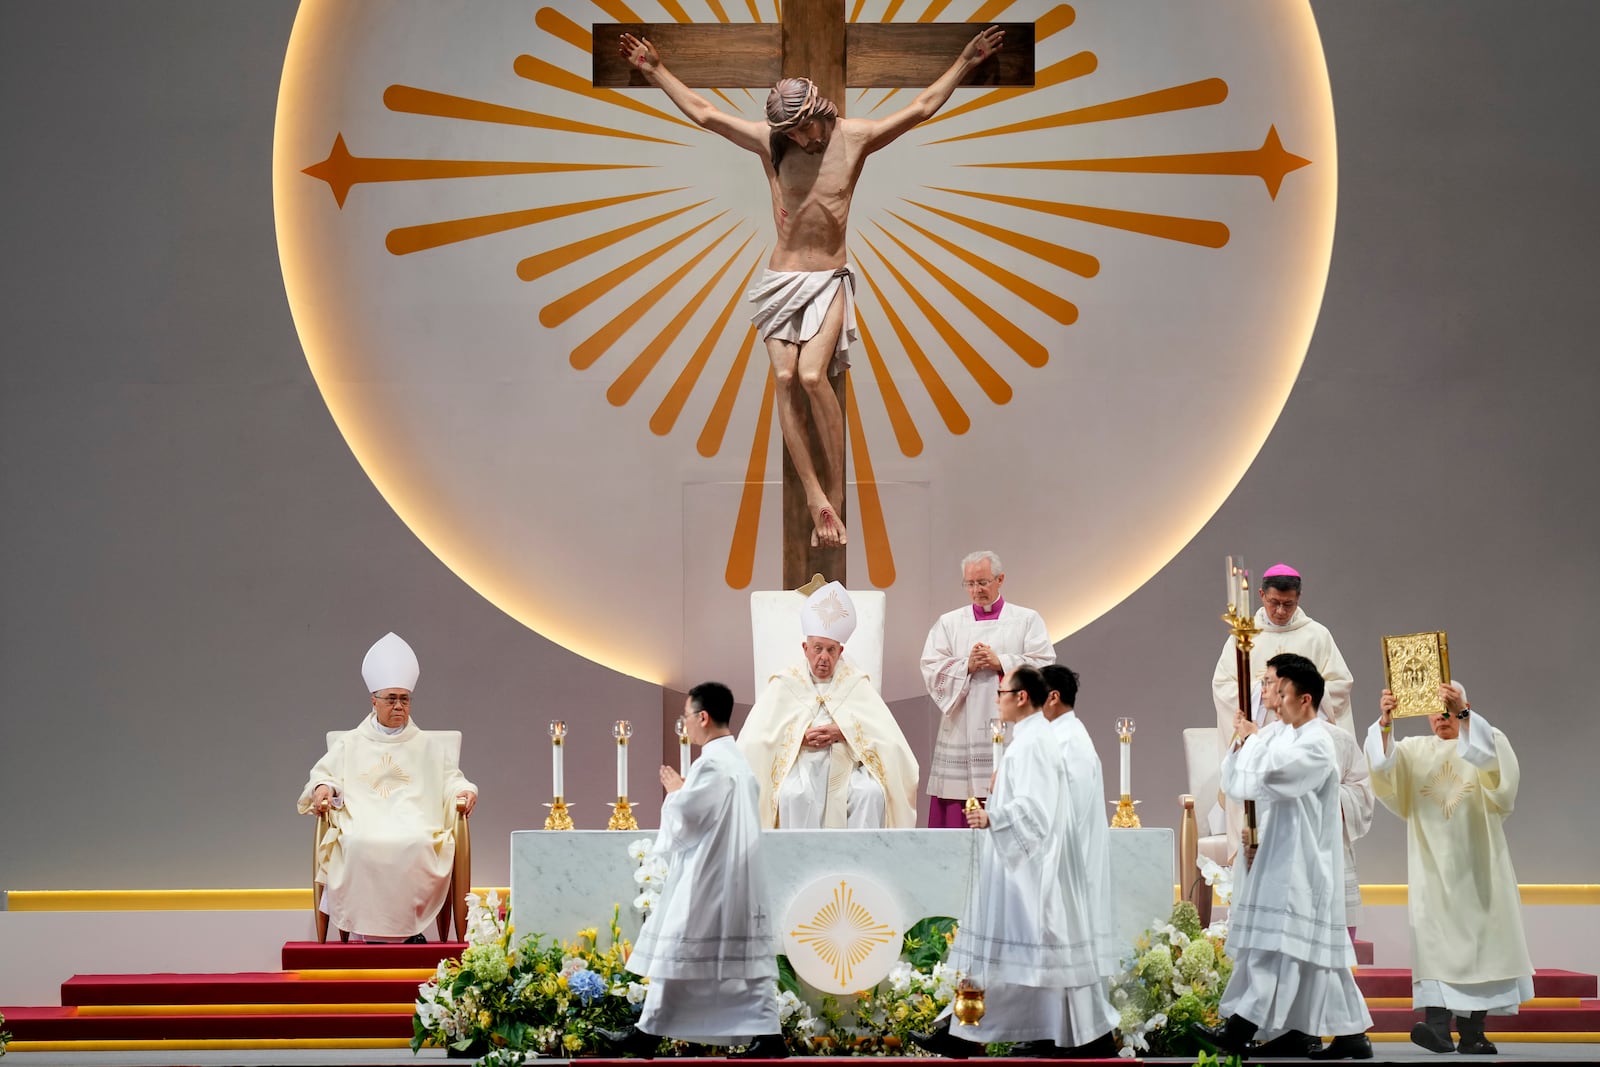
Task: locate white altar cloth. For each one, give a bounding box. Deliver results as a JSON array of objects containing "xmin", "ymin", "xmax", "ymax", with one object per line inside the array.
[{"xmin": 510, "ymin": 827, "xmax": 1173, "ymax": 967}]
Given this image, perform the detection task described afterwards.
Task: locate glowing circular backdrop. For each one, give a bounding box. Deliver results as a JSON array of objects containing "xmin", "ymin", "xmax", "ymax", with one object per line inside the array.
[{"xmin": 274, "ymin": 1, "xmax": 1336, "ymax": 701}]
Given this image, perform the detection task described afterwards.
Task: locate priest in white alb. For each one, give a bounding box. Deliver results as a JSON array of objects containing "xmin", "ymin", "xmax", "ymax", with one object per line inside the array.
[
  {"xmin": 1195, "ymin": 658, "xmax": 1372, "ymax": 1060},
  {"xmin": 298, "ymin": 632, "xmax": 477, "ymax": 943},
  {"xmin": 1370, "ymin": 681, "xmax": 1532, "ymax": 1057},
  {"xmin": 738, "ymin": 581, "xmax": 919, "ymax": 829},
  {"xmin": 602, "ymin": 682, "xmax": 786, "ymax": 1059},
  {"xmin": 1038, "ymin": 664, "xmax": 1121, "ymax": 1058},
  {"xmin": 914, "ymin": 666, "xmax": 1082, "ymax": 1057},
  {"xmin": 921, "ymin": 550, "xmax": 1054, "ymax": 827},
  {"xmin": 1211, "ymin": 562, "xmax": 1354, "ymax": 857}
]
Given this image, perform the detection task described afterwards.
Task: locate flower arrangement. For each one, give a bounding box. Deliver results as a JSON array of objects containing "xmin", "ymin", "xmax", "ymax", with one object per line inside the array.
[
  {"xmin": 628, "ymin": 836, "xmax": 668, "ymax": 916},
  {"xmin": 411, "ymin": 890, "xmax": 642, "ymax": 1065},
  {"xmin": 1, "ymin": 1009, "xmax": 9, "ymax": 1057},
  {"xmin": 1109, "ymin": 901, "xmax": 1233, "ymax": 1057}
]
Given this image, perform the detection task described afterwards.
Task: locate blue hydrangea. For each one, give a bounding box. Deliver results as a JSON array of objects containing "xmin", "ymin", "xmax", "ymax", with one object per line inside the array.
[{"xmin": 569, "ymin": 967, "xmax": 607, "ymax": 1006}]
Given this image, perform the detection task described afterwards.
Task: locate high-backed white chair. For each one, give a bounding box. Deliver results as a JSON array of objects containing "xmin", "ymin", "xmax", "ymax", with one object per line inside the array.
[
  {"xmin": 750, "ymin": 587, "xmax": 887, "ymax": 695},
  {"xmin": 1181, "ymin": 727, "xmax": 1232, "ymax": 868}
]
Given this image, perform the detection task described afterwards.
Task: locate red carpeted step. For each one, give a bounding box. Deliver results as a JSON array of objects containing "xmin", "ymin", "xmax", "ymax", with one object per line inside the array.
[
  {"xmin": 60, "ymin": 971, "xmax": 425, "ymax": 1007},
  {"xmin": 1368, "ymin": 1000, "xmax": 1600, "ymax": 1033},
  {"xmin": 1357, "ymin": 967, "xmax": 1598, "ymax": 999},
  {"xmin": 1353, "ymin": 938, "xmax": 1373, "ymax": 965},
  {"xmin": 0, "ymin": 1006, "xmax": 412, "ymax": 1042},
  {"xmin": 280, "ymin": 939, "xmax": 463, "ymax": 970}
]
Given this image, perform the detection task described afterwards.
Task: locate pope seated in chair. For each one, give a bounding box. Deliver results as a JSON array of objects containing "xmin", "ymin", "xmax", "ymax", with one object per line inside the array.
[{"xmin": 298, "ymin": 632, "xmax": 477, "ymax": 943}]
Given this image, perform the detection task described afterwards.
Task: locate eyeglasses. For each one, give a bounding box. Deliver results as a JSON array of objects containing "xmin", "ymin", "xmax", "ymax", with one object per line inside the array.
[
  {"xmin": 375, "ymin": 694, "xmax": 411, "ymax": 705},
  {"xmin": 997, "ymin": 688, "xmax": 1022, "ymax": 695},
  {"xmin": 963, "ymin": 578, "xmax": 998, "ymax": 589}
]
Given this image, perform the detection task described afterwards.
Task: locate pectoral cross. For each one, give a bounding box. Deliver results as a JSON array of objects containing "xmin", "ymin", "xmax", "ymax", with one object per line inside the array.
[{"xmin": 595, "ymin": 5, "xmax": 1035, "ymax": 587}]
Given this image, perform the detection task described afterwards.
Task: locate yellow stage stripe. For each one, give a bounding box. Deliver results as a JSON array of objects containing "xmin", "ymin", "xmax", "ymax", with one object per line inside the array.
[
  {"xmin": 4, "ymin": 886, "xmax": 508, "ymax": 911},
  {"xmin": 8, "ymin": 884, "xmax": 1597, "ymax": 911},
  {"xmin": 8, "ymin": 1038, "xmax": 416, "ymax": 1052},
  {"xmin": 75, "ymin": 1002, "xmax": 413, "ymax": 1017}
]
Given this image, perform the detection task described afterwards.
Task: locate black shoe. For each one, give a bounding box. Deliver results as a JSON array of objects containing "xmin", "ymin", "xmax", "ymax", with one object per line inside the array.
[
  {"xmin": 1000, "ymin": 1040, "xmax": 1055, "ymax": 1057},
  {"xmin": 910, "ymin": 1018, "xmax": 984, "ymax": 1059},
  {"xmin": 1255, "ymin": 1029, "xmax": 1321, "ymax": 1057},
  {"xmin": 729, "ymin": 1034, "xmax": 790, "ymax": 1059},
  {"xmin": 1191, "ymin": 1015, "xmax": 1258, "ymax": 1058},
  {"xmin": 1410, "ymin": 1007, "xmax": 1455, "ymax": 1054},
  {"xmin": 1050, "ymin": 1032, "xmax": 1118, "ymax": 1059},
  {"xmin": 596, "ymin": 1025, "xmax": 660, "ymax": 1058},
  {"xmin": 403, "ymin": 933, "xmax": 426, "ymax": 944},
  {"xmin": 1456, "ymin": 1034, "xmax": 1498, "ymax": 1055},
  {"xmin": 1308, "ymin": 1033, "xmax": 1372, "ymax": 1060}
]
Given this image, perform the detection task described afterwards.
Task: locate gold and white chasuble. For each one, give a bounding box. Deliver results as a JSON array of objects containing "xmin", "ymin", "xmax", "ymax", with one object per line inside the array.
[
  {"xmin": 1365, "ymin": 713, "xmax": 1533, "ymax": 1007},
  {"xmin": 298, "ymin": 714, "xmax": 474, "ymax": 938},
  {"xmin": 738, "ymin": 662, "xmax": 919, "ymax": 829}
]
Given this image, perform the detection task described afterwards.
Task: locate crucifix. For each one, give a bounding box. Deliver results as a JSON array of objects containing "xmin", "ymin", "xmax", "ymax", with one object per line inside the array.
[{"xmin": 595, "ymin": 6, "xmax": 1034, "ymax": 588}]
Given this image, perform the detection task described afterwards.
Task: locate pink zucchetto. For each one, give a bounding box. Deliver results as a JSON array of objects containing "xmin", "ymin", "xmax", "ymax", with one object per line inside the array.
[{"xmin": 1262, "ymin": 563, "xmax": 1301, "ymax": 579}]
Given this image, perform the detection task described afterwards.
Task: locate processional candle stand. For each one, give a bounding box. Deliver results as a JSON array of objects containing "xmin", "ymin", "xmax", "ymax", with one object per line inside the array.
[
  {"xmin": 544, "ymin": 721, "xmax": 575, "ymax": 830},
  {"xmin": 1109, "ymin": 717, "xmax": 1142, "ymax": 827},
  {"xmin": 1221, "ymin": 555, "xmax": 1261, "ymax": 852},
  {"xmin": 608, "ymin": 720, "xmax": 640, "ymax": 831},
  {"xmin": 676, "ymin": 716, "xmax": 692, "ymax": 776}
]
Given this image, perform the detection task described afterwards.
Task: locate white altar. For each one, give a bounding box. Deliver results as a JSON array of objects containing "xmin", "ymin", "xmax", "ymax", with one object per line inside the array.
[{"xmin": 510, "ymin": 827, "xmax": 1173, "ymax": 980}]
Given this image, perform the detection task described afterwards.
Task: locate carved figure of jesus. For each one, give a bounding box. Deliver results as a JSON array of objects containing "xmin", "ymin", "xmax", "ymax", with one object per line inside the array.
[{"xmin": 620, "ymin": 26, "xmax": 1004, "ymax": 550}]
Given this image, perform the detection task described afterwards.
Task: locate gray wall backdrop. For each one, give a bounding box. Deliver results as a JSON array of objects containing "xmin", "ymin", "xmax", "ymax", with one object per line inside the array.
[{"xmin": 2, "ymin": 1, "xmax": 1596, "ymax": 893}]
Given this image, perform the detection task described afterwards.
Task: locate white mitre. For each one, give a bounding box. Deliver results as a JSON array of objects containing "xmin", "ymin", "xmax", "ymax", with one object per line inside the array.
[
  {"xmin": 361, "ymin": 632, "xmax": 420, "ymax": 692},
  {"xmin": 800, "ymin": 581, "xmax": 857, "ymax": 645}
]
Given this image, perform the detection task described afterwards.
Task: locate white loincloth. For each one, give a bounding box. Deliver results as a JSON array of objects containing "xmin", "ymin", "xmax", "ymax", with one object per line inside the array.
[{"xmin": 746, "ymin": 267, "xmax": 858, "ymax": 376}]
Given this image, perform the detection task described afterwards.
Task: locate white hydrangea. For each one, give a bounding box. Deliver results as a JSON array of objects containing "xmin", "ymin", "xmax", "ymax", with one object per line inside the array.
[{"xmin": 886, "ymin": 961, "xmax": 914, "ymax": 993}]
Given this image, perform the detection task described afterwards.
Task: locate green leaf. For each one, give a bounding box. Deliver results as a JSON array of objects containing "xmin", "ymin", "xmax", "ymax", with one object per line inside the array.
[
  {"xmin": 903, "ymin": 916, "xmax": 957, "ymax": 969},
  {"xmin": 776, "ymin": 954, "xmax": 803, "ymax": 997}
]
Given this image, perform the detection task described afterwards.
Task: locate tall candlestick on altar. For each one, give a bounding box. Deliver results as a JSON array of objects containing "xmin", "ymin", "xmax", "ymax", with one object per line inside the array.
[
  {"xmin": 608, "ymin": 720, "xmax": 639, "ymax": 830},
  {"xmin": 676, "ymin": 716, "xmax": 691, "ymax": 776},
  {"xmin": 1221, "ymin": 554, "xmax": 1261, "ymax": 849},
  {"xmin": 545, "ymin": 720, "xmax": 573, "ymax": 830},
  {"xmin": 989, "ymin": 718, "xmax": 1006, "ymax": 771},
  {"xmin": 1111, "ymin": 717, "xmax": 1141, "ymax": 827}
]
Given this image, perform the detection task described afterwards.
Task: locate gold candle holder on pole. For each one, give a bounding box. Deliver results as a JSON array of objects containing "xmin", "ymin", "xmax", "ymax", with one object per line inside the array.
[
  {"xmin": 1110, "ymin": 717, "xmax": 1142, "ymax": 827},
  {"xmin": 544, "ymin": 720, "xmax": 574, "ymax": 830},
  {"xmin": 608, "ymin": 719, "xmax": 639, "ymax": 830},
  {"xmin": 1222, "ymin": 555, "xmax": 1261, "ymax": 849}
]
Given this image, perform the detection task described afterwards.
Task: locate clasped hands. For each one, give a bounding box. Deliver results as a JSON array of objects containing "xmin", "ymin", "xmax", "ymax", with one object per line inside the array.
[
  {"xmin": 967, "ymin": 642, "xmax": 1002, "ymax": 675},
  {"xmin": 308, "ymin": 784, "xmax": 476, "ymax": 816},
  {"xmin": 1231, "ymin": 709, "xmax": 1258, "ymax": 747},
  {"xmin": 802, "ymin": 723, "xmax": 845, "ymax": 749}
]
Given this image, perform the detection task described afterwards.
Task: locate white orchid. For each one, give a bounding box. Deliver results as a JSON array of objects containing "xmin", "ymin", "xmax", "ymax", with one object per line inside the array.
[{"xmin": 627, "ymin": 837, "xmax": 655, "ymax": 862}]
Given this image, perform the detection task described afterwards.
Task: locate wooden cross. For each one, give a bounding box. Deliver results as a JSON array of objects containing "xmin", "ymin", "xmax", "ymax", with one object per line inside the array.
[{"xmin": 595, "ymin": 6, "xmax": 1034, "ymax": 588}]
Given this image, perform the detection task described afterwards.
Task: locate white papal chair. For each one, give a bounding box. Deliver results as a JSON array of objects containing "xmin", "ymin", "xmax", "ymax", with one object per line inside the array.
[
  {"xmin": 312, "ymin": 729, "xmax": 473, "ymax": 943},
  {"xmin": 1181, "ymin": 727, "xmax": 1231, "ymax": 861}
]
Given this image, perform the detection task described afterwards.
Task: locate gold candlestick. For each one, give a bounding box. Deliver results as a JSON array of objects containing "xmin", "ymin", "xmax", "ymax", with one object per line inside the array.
[
  {"xmin": 544, "ymin": 720, "xmax": 574, "ymax": 830},
  {"xmin": 608, "ymin": 720, "xmax": 639, "ymax": 830},
  {"xmin": 1110, "ymin": 717, "xmax": 1142, "ymax": 828},
  {"xmin": 1223, "ymin": 555, "xmax": 1262, "ymax": 848}
]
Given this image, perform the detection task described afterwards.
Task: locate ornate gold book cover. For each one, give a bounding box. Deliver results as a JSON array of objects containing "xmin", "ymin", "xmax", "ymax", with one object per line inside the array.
[{"xmin": 1382, "ymin": 631, "xmax": 1451, "ymax": 718}]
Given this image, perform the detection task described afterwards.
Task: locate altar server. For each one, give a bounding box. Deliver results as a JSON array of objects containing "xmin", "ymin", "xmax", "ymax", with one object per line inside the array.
[
  {"xmin": 739, "ymin": 581, "xmax": 919, "ymax": 828},
  {"xmin": 604, "ymin": 682, "xmax": 787, "ymax": 1058},
  {"xmin": 914, "ymin": 666, "xmax": 1083, "ymax": 1056},
  {"xmin": 921, "ymin": 550, "xmax": 1055, "ymax": 826},
  {"xmin": 1371, "ymin": 682, "xmax": 1532, "ymax": 1056},
  {"xmin": 298, "ymin": 632, "xmax": 477, "ymax": 943},
  {"xmin": 1037, "ymin": 664, "xmax": 1121, "ymax": 1057},
  {"xmin": 1195, "ymin": 658, "xmax": 1373, "ymax": 1060},
  {"xmin": 1211, "ymin": 562, "xmax": 1354, "ymax": 858}
]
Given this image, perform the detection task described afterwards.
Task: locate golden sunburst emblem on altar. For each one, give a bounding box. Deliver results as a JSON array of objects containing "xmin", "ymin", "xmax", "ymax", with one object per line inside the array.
[
  {"xmin": 785, "ymin": 876, "xmax": 903, "ymax": 993},
  {"xmin": 274, "ymin": 1, "xmax": 1337, "ymax": 698}
]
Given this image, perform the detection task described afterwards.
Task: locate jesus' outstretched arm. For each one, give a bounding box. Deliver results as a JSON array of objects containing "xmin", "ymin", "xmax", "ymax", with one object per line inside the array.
[
  {"xmin": 618, "ymin": 33, "xmax": 768, "ymax": 154},
  {"xmin": 857, "ymin": 25, "xmax": 1004, "ymax": 153}
]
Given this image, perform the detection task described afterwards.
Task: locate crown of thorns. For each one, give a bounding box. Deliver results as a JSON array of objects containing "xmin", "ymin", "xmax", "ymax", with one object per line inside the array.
[{"xmin": 767, "ymin": 78, "xmax": 823, "ymax": 132}]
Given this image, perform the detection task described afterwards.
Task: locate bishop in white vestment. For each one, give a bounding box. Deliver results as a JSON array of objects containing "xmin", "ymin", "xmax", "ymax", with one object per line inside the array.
[
  {"xmin": 739, "ymin": 581, "xmax": 919, "ymax": 828},
  {"xmin": 299, "ymin": 633, "xmax": 476, "ymax": 941},
  {"xmin": 921, "ymin": 550, "xmax": 1054, "ymax": 827},
  {"xmin": 1199, "ymin": 658, "xmax": 1372, "ymax": 1060},
  {"xmin": 616, "ymin": 682, "xmax": 784, "ymax": 1055},
  {"xmin": 1212, "ymin": 563, "xmax": 1353, "ymax": 856},
  {"xmin": 1369, "ymin": 682, "xmax": 1533, "ymax": 1056}
]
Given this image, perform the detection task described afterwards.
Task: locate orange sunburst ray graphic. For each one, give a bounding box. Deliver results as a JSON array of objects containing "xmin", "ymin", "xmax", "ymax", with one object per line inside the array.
[
  {"xmin": 964, "ymin": 125, "xmax": 1312, "ymax": 201},
  {"xmin": 854, "ymin": 315, "xmax": 923, "ymax": 460},
  {"xmin": 883, "ymin": 210, "xmax": 1078, "ymax": 327},
  {"xmin": 542, "ymin": 209, "xmax": 730, "ymax": 330},
  {"xmin": 302, "ymin": 134, "xmax": 648, "ymax": 210},
  {"xmin": 872, "ymin": 220, "xmax": 1051, "ymax": 367},
  {"xmin": 652, "ymin": 254, "xmax": 766, "ymax": 437},
  {"xmin": 853, "ymin": 261, "xmax": 970, "ymax": 436},
  {"xmin": 846, "ymin": 377, "xmax": 897, "ymax": 588},
  {"xmin": 919, "ymin": 50, "xmax": 1097, "ymax": 127},
  {"xmin": 569, "ymin": 220, "xmax": 747, "ymax": 370},
  {"xmin": 517, "ymin": 200, "xmax": 712, "ymax": 281},
  {"xmin": 925, "ymin": 77, "xmax": 1228, "ymax": 144},
  {"xmin": 857, "ymin": 234, "xmax": 1013, "ymax": 404},
  {"xmin": 698, "ymin": 319, "xmax": 763, "ymax": 459},
  {"xmin": 387, "ymin": 188, "xmax": 685, "ymax": 257},
  {"xmin": 930, "ymin": 186, "xmax": 1231, "ymax": 248},
  {"xmin": 608, "ymin": 235, "xmax": 759, "ymax": 405},
  {"xmin": 513, "ymin": 54, "xmax": 700, "ymax": 130},
  {"xmin": 725, "ymin": 366, "xmax": 777, "ymax": 589},
  {"xmin": 382, "ymin": 84, "xmax": 688, "ymax": 146},
  {"xmin": 971, "ymin": 0, "xmax": 1022, "ymax": 21},
  {"xmin": 900, "ymin": 199, "xmax": 1098, "ymax": 279}
]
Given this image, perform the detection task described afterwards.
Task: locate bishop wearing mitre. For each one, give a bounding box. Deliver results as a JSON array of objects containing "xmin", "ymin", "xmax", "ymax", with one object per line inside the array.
[
  {"xmin": 298, "ymin": 632, "xmax": 476, "ymax": 942},
  {"xmin": 738, "ymin": 582, "xmax": 919, "ymax": 828}
]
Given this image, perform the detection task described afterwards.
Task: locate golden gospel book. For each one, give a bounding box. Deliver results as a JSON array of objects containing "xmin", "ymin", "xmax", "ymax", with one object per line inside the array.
[{"xmin": 1382, "ymin": 631, "xmax": 1451, "ymax": 718}]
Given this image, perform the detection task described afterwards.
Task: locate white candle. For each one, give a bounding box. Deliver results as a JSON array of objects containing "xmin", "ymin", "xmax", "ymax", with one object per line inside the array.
[
  {"xmin": 990, "ymin": 718, "xmax": 1005, "ymax": 771},
  {"xmin": 616, "ymin": 737, "xmax": 628, "ymax": 798},
  {"xmin": 680, "ymin": 739, "xmax": 692, "ymax": 775},
  {"xmin": 552, "ymin": 738, "xmax": 564, "ymax": 797},
  {"xmin": 1120, "ymin": 736, "xmax": 1131, "ymax": 797}
]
